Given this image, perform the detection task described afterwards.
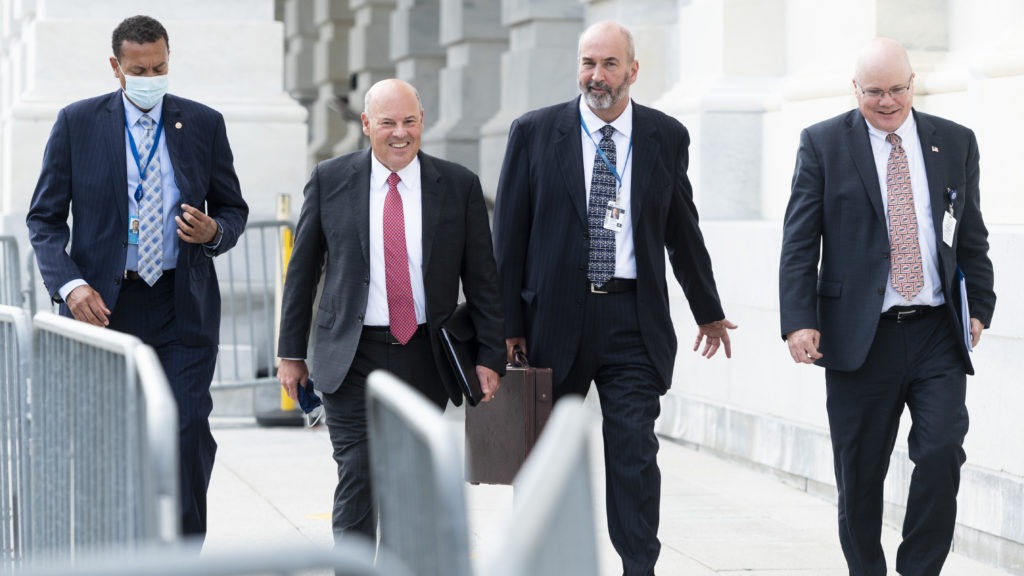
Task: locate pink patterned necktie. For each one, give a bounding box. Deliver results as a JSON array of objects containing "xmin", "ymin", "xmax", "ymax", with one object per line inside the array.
[
  {"xmin": 885, "ymin": 133, "xmax": 923, "ymax": 300},
  {"xmin": 383, "ymin": 172, "xmax": 417, "ymax": 344}
]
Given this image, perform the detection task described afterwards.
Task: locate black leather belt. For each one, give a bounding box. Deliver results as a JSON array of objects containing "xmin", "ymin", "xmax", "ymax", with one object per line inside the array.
[
  {"xmin": 880, "ymin": 305, "xmax": 939, "ymax": 322},
  {"xmin": 361, "ymin": 324, "xmax": 427, "ymax": 344},
  {"xmin": 588, "ymin": 278, "xmax": 637, "ymax": 294},
  {"xmin": 124, "ymin": 270, "xmax": 142, "ymax": 281}
]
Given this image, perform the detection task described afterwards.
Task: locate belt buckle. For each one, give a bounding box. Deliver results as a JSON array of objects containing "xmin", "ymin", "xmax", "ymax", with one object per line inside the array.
[
  {"xmin": 896, "ymin": 309, "xmax": 917, "ymax": 322},
  {"xmin": 589, "ymin": 283, "xmax": 608, "ymax": 294}
]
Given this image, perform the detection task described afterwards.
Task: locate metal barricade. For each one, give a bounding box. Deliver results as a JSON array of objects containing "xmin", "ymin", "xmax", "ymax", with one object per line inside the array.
[
  {"xmin": 0, "ymin": 305, "xmax": 32, "ymax": 570},
  {"xmin": 212, "ymin": 221, "xmax": 293, "ymax": 390},
  {"xmin": 18, "ymin": 538, "xmax": 412, "ymax": 576},
  {"xmin": 28, "ymin": 313, "xmax": 179, "ymax": 561},
  {"xmin": 1, "ymin": 236, "xmax": 23, "ymax": 308},
  {"xmin": 366, "ymin": 370, "xmax": 473, "ymax": 576},
  {"xmin": 484, "ymin": 397, "xmax": 599, "ymax": 576}
]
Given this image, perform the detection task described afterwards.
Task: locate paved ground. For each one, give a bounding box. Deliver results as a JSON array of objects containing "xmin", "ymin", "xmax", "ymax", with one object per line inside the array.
[{"xmin": 204, "ymin": 409, "xmax": 1012, "ymax": 576}]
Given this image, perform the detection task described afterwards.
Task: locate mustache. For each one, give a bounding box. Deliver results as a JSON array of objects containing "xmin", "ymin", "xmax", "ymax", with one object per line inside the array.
[{"xmin": 586, "ymin": 81, "xmax": 612, "ymax": 93}]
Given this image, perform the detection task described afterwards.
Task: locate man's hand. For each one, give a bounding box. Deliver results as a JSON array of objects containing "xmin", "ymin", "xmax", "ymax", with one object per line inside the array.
[
  {"xmin": 785, "ymin": 328, "xmax": 823, "ymax": 364},
  {"xmin": 66, "ymin": 285, "xmax": 110, "ymax": 327},
  {"xmin": 278, "ymin": 358, "xmax": 310, "ymax": 401},
  {"xmin": 970, "ymin": 318, "xmax": 984, "ymax": 348},
  {"xmin": 693, "ymin": 318, "xmax": 738, "ymax": 359},
  {"xmin": 476, "ymin": 365, "xmax": 501, "ymax": 403},
  {"xmin": 175, "ymin": 203, "xmax": 219, "ymax": 244},
  {"xmin": 505, "ymin": 337, "xmax": 527, "ymax": 364}
]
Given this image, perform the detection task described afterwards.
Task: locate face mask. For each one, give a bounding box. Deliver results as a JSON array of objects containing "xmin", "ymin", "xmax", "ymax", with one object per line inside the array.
[{"xmin": 120, "ymin": 68, "xmax": 168, "ymax": 110}]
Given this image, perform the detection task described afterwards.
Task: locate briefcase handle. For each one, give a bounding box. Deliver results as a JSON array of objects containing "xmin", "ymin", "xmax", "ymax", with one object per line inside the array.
[{"xmin": 511, "ymin": 346, "xmax": 530, "ymax": 368}]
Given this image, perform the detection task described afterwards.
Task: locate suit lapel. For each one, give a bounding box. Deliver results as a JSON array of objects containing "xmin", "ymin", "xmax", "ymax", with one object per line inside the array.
[
  {"xmin": 629, "ymin": 103, "xmax": 657, "ymax": 225},
  {"xmin": 351, "ymin": 150, "xmax": 372, "ymax": 269},
  {"xmin": 555, "ymin": 99, "xmax": 587, "ymax": 226},
  {"xmin": 161, "ymin": 96, "xmax": 191, "ymax": 205},
  {"xmin": 915, "ymin": 111, "xmax": 950, "ymax": 244},
  {"xmin": 419, "ymin": 153, "xmax": 443, "ymax": 273},
  {"xmin": 105, "ymin": 92, "xmax": 129, "ymax": 231},
  {"xmin": 844, "ymin": 110, "xmax": 886, "ymax": 224}
]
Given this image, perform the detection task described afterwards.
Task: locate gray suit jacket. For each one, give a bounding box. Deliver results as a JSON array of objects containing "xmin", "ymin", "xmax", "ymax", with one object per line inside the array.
[
  {"xmin": 277, "ymin": 149, "xmax": 505, "ymax": 402},
  {"xmin": 779, "ymin": 108, "xmax": 996, "ymax": 374}
]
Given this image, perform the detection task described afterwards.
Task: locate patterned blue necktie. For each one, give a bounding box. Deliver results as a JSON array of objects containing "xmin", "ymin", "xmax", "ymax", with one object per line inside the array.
[
  {"xmin": 587, "ymin": 125, "xmax": 617, "ymax": 286},
  {"xmin": 137, "ymin": 114, "xmax": 163, "ymax": 286}
]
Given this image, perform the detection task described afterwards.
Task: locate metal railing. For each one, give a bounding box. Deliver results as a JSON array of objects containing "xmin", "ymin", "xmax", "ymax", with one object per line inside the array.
[
  {"xmin": 0, "ymin": 305, "xmax": 32, "ymax": 570},
  {"xmin": 484, "ymin": 396, "xmax": 599, "ymax": 576},
  {"xmin": 1, "ymin": 236, "xmax": 23, "ymax": 308},
  {"xmin": 17, "ymin": 538, "xmax": 412, "ymax": 576},
  {"xmin": 211, "ymin": 220, "xmax": 293, "ymax": 390},
  {"xmin": 28, "ymin": 313, "xmax": 179, "ymax": 561},
  {"xmin": 366, "ymin": 370, "xmax": 473, "ymax": 576}
]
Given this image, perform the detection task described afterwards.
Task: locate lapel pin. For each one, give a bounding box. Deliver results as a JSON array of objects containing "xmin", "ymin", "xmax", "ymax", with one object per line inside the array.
[
  {"xmin": 175, "ymin": 122, "xmax": 183, "ymax": 129},
  {"xmin": 931, "ymin": 145, "xmax": 939, "ymax": 152}
]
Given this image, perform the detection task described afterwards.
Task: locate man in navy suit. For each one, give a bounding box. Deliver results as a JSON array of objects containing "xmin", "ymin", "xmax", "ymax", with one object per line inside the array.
[
  {"xmin": 276, "ymin": 79, "xmax": 504, "ymax": 543},
  {"xmin": 493, "ymin": 21, "xmax": 736, "ymax": 576},
  {"xmin": 26, "ymin": 15, "xmax": 249, "ymax": 539},
  {"xmin": 779, "ymin": 38, "xmax": 995, "ymax": 576}
]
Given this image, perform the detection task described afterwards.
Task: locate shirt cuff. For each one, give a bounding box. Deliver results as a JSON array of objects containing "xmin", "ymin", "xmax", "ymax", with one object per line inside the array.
[{"xmin": 58, "ymin": 279, "xmax": 88, "ymax": 303}]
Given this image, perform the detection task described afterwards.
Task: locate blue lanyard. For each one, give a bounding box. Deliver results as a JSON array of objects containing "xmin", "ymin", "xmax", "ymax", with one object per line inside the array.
[
  {"xmin": 580, "ymin": 112, "xmax": 632, "ymax": 190},
  {"xmin": 125, "ymin": 113, "xmax": 164, "ymax": 202}
]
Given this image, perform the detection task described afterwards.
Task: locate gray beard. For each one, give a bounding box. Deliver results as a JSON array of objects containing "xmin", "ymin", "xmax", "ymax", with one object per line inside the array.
[{"xmin": 582, "ymin": 90, "xmax": 613, "ymax": 110}]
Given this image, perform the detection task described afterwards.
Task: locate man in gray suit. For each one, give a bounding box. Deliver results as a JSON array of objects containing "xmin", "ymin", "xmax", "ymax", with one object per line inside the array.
[
  {"xmin": 276, "ymin": 79, "xmax": 504, "ymax": 542},
  {"xmin": 780, "ymin": 38, "xmax": 995, "ymax": 576}
]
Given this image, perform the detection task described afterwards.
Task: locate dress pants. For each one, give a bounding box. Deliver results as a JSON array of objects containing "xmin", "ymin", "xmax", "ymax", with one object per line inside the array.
[
  {"xmin": 825, "ymin": 310, "xmax": 968, "ymax": 576},
  {"xmin": 109, "ymin": 270, "xmax": 219, "ymax": 539},
  {"xmin": 320, "ymin": 325, "xmax": 448, "ymax": 543},
  {"xmin": 558, "ymin": 289, "xmax": 663, "ymax": 576}
]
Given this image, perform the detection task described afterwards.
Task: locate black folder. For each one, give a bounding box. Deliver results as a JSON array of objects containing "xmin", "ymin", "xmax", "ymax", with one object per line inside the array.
[{"xmin": 439, "ymin": 303, "xmax": 483, "ymax": 406}]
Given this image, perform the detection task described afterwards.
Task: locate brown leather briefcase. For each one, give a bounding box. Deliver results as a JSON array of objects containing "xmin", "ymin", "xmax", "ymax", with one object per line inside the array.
[{"xmin": 464, "ymin": 353, "xmax": 553, "ymax": 485}]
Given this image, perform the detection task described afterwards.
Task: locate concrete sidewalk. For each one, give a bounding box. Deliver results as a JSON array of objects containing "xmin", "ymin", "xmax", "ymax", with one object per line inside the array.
[{"xmin": 204, "ymin": 411, "xmax": 1011, "ymax": 575}]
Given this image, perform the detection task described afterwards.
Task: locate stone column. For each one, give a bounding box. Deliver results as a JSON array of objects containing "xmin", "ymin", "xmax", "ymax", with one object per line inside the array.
[
  {"xmin": 309, "ymin": 0, "xmax": 357, "ymax": 162},
  {"xmin": 478, "ymin": 0, "xmax": 583, "ymax": 201},
  {"xmin": 390, "ymin": 0, "xmax": 444, "ymax": 130},
  {"xmin": 343, "ymin": 0, "xmax": 397, "ymax": 154},
  {"xmin": 420, "ymin": 0, "xmax": 507, "ymax": 174}
]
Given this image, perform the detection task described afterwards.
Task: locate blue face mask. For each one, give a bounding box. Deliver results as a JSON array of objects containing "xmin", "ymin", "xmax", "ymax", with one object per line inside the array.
[{"xmin": 120, "ymin": 68, "xmax": 168, "ymax": 110}]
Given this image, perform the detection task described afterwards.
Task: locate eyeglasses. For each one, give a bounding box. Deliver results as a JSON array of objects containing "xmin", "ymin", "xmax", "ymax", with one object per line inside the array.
[{"xmin": 857, "ymin": 75, "xmax": 914, "ymax": 100}]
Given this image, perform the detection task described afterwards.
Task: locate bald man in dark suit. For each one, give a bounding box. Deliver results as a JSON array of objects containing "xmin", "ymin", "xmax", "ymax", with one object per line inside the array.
[{"xmin": 780, "ymin": 38, "xmax": 995, "ymax": 576}]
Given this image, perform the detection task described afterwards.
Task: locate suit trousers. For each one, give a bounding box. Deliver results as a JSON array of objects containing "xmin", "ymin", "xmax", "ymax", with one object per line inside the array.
[
  {"xmin": 320, "ymin": 325, "xmax": 448, "ymax": 543},
  {"xmin": 108, "ymin": 270, "xmax": 219, "ymax": 539},
  {"xmin": 825, "ymin": 310, "xmax": 968, "ymax": 576},
  {"xmin": 558, "ymin": 290, "xmax": 663, "ymax": 576}
]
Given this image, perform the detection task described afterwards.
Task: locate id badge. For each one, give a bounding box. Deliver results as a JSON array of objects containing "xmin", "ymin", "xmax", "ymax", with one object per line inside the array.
[
  {"xmin": 942, "ymin": 211, "xmax": 956, "ymax": 246},
  {"xmin": 128, "ymin": 215, "xmax": 141, "ymax": 245},
  {"xmin": 603, "ymin": 200, "xmax": 627, "ymax": 232}
]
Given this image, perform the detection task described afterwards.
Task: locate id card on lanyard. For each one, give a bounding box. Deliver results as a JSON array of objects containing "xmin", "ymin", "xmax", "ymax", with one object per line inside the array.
[
  {"xmin": 580, "ymin": 112, "xmax": 631, "ymax": 232},
  {"xmin": 125, "ymin": 113, "xmax": 163, "ymax": 245}
]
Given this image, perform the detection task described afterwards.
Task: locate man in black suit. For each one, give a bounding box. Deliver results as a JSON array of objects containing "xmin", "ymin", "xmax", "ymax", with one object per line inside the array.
[
  {"xmin": 276, "ymin": 79, "xmax": 504, "ymax": 542},
  {"xmin": 492, "ymin": 20, "xmax": 736, "ymax": 576},
  {"xmin": 26, "ymin": 15, "xmax": 249, "ymax": 539},
  {"xmin": 779, "ymin": 38, "xmax": 996, "ymax": 576}
]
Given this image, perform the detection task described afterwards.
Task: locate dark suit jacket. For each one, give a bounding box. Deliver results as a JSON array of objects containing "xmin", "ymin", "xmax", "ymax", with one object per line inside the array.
[
  {"xmin": 276, "ymin": 149, "xmax": 505, "ymax": 403},
  {"xmin": 492, "ymin": 97, "xmax": 725, "ymax": 390},
  {"xmin": 26, "ymin": 90, "xmax": 249, "ymax": 347},
  {"xmin": 779, "ymin": 108, "xmax": 995, "ymax": 374}
]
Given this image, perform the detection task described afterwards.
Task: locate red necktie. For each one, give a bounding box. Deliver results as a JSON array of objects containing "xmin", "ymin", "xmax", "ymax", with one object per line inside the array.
[
  {"xmin": 885, "ymin": 133, "xmax": 923, "ymax": 300},
  {"xmin": 383, "ymin": 172, "xmax": 417, "ymax": 344}
]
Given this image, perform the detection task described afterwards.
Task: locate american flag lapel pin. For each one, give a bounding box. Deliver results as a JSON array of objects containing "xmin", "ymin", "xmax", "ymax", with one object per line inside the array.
[{"xmin": 931, "ymin": 145, "xmax": 939, "ymax": 152}]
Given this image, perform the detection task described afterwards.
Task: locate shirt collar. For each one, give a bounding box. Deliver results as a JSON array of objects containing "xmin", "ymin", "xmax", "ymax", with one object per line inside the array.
[
  {"xmin": 121, "ymin": 91, "xmax": 164, "ymax": 127},
  {"xmin": 579, "ymin": 97, "xmax": 633, "ymax": 140},
  {"xmin": 370, "ymin": 152, "xmax": 421, "ymax": 192}
]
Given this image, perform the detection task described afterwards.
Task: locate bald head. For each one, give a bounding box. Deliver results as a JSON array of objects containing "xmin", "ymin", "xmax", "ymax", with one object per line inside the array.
[
  {"xmin": 361, "ymin": 79, "xmax": 424, "ymax": 171},
  {"xmin": 577, "ymin": 20, "xmax": 638, "ymax": 122},
  {"xmin": 578, "ymin": 20, "xmax": 635, "ymax": 63},
  {"xmin": 854, "ymin": 37, "xmax": 912, "ymax": 83}
]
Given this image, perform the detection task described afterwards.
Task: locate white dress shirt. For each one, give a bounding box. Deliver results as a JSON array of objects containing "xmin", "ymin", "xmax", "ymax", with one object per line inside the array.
[
  {"xmin": 364, "ymin": 154, "xmax": 427, "ymax": 326},
  {"xmin": 866, "ymin": 114, "xmax": 944, "ymax": 311},
  {"xmin": 580, "ymin": 98, "xmax": 637, "ymax": 280}
]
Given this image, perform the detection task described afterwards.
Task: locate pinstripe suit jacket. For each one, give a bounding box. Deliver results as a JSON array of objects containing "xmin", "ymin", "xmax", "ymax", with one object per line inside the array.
[
  {"xmin": 493, "ymin": 97, "xmax": 725, "ymax": 390},
  {"xmin": 27, "ymin": 90, "xmax": 249, "ymax": 346}
]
